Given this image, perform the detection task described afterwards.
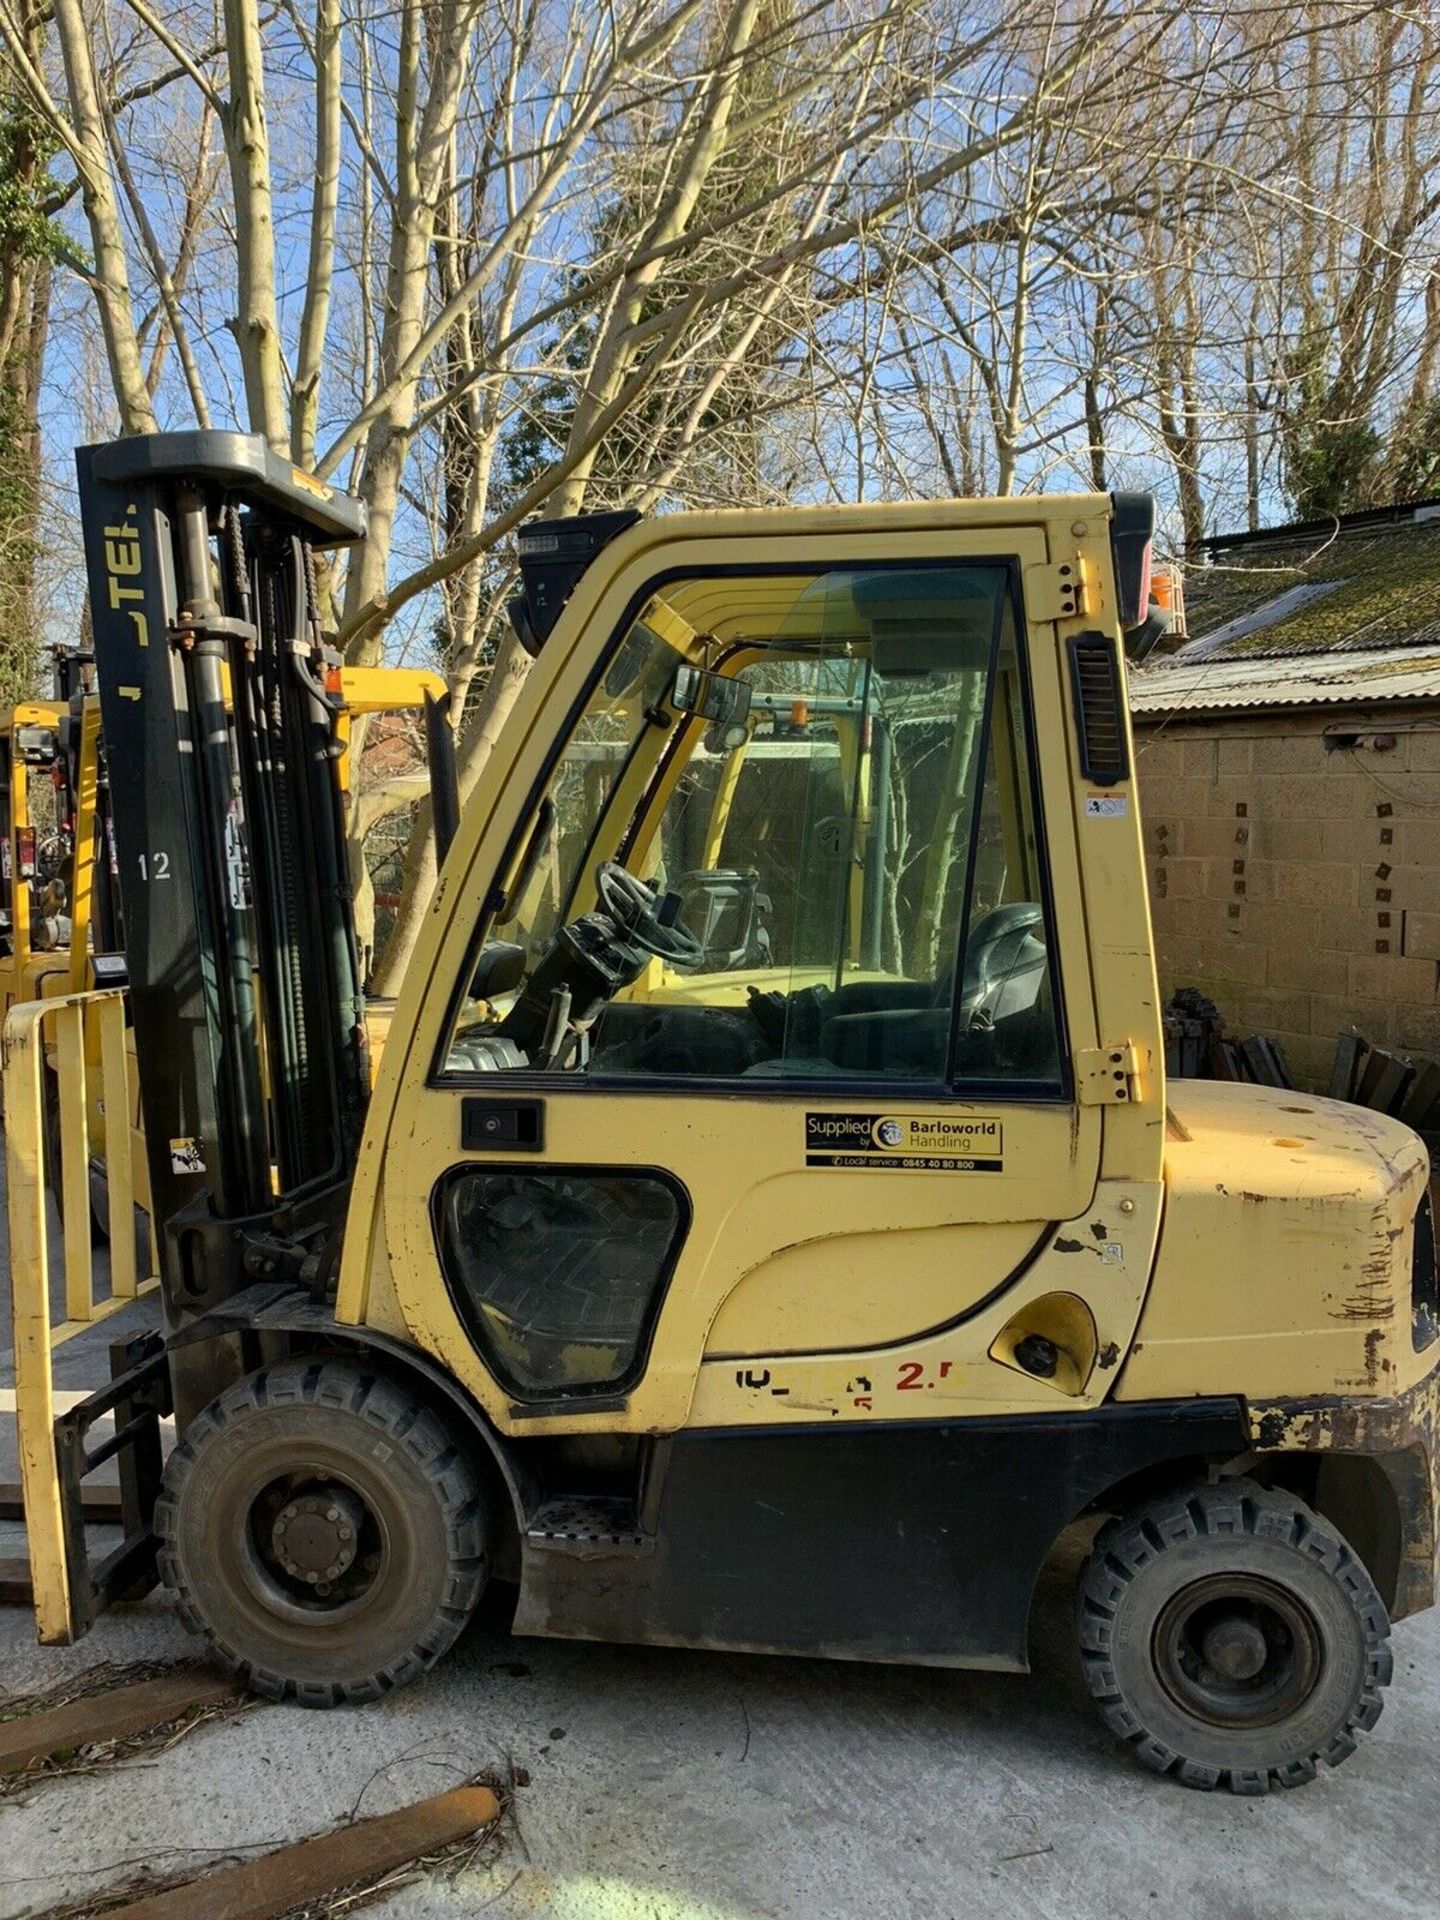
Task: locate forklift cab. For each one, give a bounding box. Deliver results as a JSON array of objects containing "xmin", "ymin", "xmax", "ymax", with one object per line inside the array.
[
  {"xmin": 23, "ymin": 437, "xmax": 1433, "ymax": 1800},
  {"xmin": 374, "ymin": 524, "xmax": 1124, "ymax": 1425}
]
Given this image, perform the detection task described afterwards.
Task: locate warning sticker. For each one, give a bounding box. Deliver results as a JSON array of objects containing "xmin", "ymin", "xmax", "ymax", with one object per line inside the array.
[
  {"xmin": 805, "ymin": 1112, "xmax": 1003, "ymax": 1172},
  {"xmin": 289, "ymin": 464, "xmax": 333, "ymax": 501},
  {"xmin": 170, "ymin": 1136, "xmax": 206, "ymax": 1175},
  {"xmin": 1083, "ymin": 793, "xmax": 1128, "ymax": 818}
]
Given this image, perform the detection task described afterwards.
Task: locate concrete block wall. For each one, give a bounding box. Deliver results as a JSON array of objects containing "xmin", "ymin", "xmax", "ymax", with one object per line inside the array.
[{"xmin": 1133, "ymin": 708, "xmax": 1440, "ymax": 1091}]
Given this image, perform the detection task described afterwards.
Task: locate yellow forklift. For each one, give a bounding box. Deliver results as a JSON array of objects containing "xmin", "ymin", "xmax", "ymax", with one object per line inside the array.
[
  {"xmin": 0, "ymin": 697, "xmax": 75, "ymax": 1027},
  {"xmin": 9, "ymin": 430, "xmax": 1437, "ymax": 1796}
]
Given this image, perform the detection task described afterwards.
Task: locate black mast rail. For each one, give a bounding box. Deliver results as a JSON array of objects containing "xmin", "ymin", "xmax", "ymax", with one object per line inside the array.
[{"xmin": 76, "ymin": 433, "xmax": 370, "ymax": 1340}]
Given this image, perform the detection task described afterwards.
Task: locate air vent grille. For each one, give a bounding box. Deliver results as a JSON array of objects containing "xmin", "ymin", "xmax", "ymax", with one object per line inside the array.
[{"xmin": 1067, "ymin": 631, "xmax": 1129, "ymax": 787}]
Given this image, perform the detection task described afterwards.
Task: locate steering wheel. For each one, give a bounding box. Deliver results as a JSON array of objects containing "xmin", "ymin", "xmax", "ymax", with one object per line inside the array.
[{"xmin": 595, "ymin": 861, "xmax": 704, "ymax": 970}]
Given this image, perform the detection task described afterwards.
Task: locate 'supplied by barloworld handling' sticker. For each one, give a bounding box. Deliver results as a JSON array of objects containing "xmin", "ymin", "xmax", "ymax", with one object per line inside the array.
[{"xmin": 805, "ymin": 1112, "xmax": 1004, "ymax": 1171}]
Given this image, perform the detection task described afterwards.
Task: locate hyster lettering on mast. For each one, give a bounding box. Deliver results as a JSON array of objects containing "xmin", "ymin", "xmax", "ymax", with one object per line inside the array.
[{"xmin": 10, "ymin": 429, "xmax": 1435, "ymax": 1796}]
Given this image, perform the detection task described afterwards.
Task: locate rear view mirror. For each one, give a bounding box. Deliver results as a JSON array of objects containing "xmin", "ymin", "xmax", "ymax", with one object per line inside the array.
[{"xmin": 671, "ymin": 665, "xmax": 752, "ymax": 733}]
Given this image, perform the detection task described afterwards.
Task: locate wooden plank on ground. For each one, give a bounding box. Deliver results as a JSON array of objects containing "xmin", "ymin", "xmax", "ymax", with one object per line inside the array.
[
  {"xmin": 108, "ymin": 1783, "xmax": 501, "ymax": 1920},
  {"xmin": 0, "ymin": 1669, "xmax": 240, "ymax": 1773},
  {"xmin": 0, "ymin": 1482, "xmax": 123, "ymax": 1525}
]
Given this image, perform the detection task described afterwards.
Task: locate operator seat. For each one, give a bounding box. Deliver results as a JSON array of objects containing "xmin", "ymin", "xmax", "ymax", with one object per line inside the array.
[
  {"xmin": 742, "ymin": 901, "xmax": 1048, "ymax": 1079},
  {"xmin": 957, "ymin": 901, "xmax": 1045, "ymax": 1023}
]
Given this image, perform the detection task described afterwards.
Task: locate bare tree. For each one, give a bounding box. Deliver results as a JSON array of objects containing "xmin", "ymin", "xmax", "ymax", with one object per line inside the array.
[{"xmin": 4, "ymin": 0, "xmax": 1435, "ymax": 979}]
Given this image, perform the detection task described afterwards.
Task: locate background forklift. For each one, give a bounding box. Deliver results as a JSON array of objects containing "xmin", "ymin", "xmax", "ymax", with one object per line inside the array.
[
  {"xmin": 7, "ymin": 430, "xmax": 1437, "ymax": 1797},
  {"xmin": 0, "ymin": 695, "xmax": 75, "ymax": 1029}
]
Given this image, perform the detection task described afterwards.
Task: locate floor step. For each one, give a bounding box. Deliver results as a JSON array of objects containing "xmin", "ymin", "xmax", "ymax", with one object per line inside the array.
[{"xmin": 525, "ymin": 1497, "xmax": 652, "ymax": 1553}]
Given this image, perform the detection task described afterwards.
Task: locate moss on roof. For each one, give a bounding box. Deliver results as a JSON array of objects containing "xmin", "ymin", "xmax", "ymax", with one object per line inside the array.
[{"xmin": 1177, "ymin": 516, "xmax": 1440, "ymax": 660}]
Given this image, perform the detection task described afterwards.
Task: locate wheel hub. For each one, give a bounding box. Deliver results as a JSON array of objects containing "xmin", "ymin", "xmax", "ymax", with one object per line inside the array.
[
  {"xmin": 1200, "ymin": 1614, "xmax": 1269, "ymax": 1681},
  {"xmin": 1153, "ymin": 1572, "xmax": 1323, "ymax": 1729},
  {"xmin": 270, "ymin": 1486, "xmax": 366, "ymax": 1585}
]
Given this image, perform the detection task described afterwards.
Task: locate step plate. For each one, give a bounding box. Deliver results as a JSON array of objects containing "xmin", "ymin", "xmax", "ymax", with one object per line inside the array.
[{"xmin": 525, "ymin": 1498, "xmax": 653, "ymax": 1557}]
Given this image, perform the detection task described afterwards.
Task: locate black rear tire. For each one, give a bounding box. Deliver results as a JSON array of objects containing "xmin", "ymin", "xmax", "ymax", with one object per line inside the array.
[
  {"xmin": 1077, "ymin": 1478, "xmax": 1392, "ymax": 1793},
  {"xmin": 157, "ymin": 1358, "xmax": 490, "ymax": 1705}
]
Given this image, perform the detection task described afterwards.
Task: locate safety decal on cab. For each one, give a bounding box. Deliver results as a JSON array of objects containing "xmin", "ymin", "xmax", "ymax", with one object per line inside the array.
[
  {"xmin": 169, "ymin": 1136, "xmax": 206, "ymax": 1175},
  {"xmin": 804, "ymin": 1112, "xmax": 1003, "ymax": 1172},
  {"xmin": 1083, "ymin": 793, "xmax": 1128, "ymax": 818}
]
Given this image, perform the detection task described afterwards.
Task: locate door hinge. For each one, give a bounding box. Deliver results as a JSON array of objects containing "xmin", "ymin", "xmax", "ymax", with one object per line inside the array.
[
  {"xmin": 1024, "ymin": 554, "xmax": 1091, "ymax": 624},
  {"xmin": 1075, "ymin": 1043, "xmax": 1142, "ymax": 1106}
]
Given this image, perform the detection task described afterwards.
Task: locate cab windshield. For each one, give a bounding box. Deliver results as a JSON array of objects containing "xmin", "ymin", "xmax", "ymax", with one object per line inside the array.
[{"xmin": 446, "ymin": 564, "xmax": 1061, "ymax": 1089}]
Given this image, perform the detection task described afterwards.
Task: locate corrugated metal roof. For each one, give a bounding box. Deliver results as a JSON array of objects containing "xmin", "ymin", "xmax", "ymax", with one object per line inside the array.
[{"xmin": 1128, "ymin": 645, "xmax": 1440, "ymax": 718}]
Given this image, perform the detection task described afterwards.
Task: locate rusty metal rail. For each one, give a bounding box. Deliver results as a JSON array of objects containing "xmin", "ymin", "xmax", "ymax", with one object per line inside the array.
[
  {"xmin": 108, "ymin": 1783, "xmax": 501, "ymax": 1920},
  {"xmin": 0, "ymin": 1667, "xmax": 241, "ymax": 1775}
]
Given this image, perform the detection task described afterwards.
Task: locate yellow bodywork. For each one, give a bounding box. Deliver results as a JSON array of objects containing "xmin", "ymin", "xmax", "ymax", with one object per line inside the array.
[
  {"xmin": 1122, "ymin": 1080, "xmax": 1431, "ymax": 1402},
  {"xmin": 339, "ymin": 496, "xmax": 1170, "ymax": 1433},
  {"xmin": 333, "ymin": 491, "xmax": 1433, "ymax": 1452}
]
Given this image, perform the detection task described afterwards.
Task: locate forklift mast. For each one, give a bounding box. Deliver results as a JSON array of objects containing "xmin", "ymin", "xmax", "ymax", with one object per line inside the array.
[{"xmin": 75, "ymin": 432, "xmax": 370, "ymax": 1320}]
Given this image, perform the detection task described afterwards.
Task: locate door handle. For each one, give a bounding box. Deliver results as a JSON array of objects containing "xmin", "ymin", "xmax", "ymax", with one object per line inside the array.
[{"xmin": 460, "ymin": 1097, "xmax": 545, "ymax": 1151}]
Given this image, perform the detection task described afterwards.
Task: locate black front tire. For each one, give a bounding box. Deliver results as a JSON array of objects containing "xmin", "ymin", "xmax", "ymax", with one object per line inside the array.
[
  {"xmin": 157, "ymin": 1358, "xmax": 490, "ymax": 1705},
  {"xmin": 1078, "ymin": 1478, "xmax": 1392, "ymax": 1793}
]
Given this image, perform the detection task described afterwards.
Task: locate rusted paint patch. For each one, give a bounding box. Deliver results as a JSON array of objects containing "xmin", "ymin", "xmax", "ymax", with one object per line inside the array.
[
  {"xmin": 1249, "ymin": 1370, "xmax": 1440, "ymax": 1618},
  {"xmin": 1364, "ymin": 1327, "xmax": 1385, "ymax": 1386}
]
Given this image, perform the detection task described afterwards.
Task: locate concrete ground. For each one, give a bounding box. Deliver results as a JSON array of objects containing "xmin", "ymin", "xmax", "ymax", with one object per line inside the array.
[{"xmin": 1, "ymin": 1189, "xmax": 1438, "ymax": 1919}]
